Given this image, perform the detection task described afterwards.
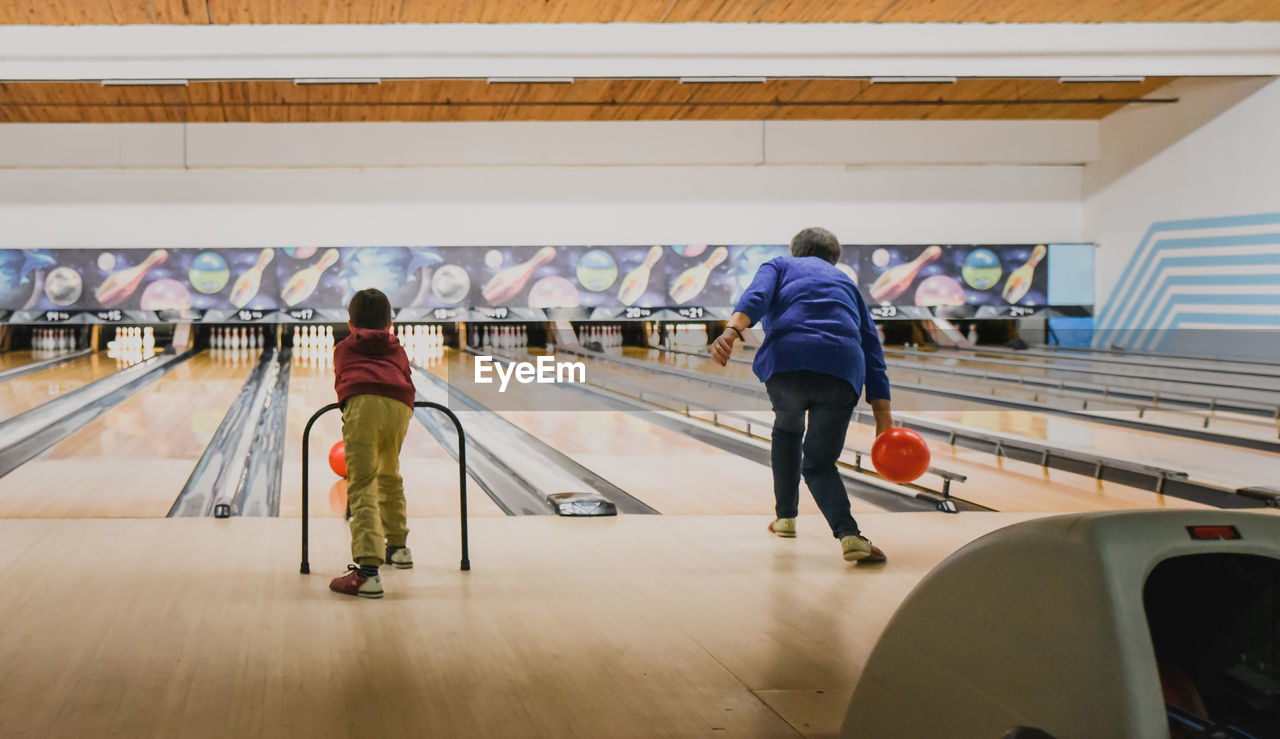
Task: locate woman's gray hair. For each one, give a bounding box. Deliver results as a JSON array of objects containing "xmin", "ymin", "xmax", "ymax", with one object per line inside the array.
[{"xmin": 790, "ymin": 227, "xmax": 842, "ymax": 264}]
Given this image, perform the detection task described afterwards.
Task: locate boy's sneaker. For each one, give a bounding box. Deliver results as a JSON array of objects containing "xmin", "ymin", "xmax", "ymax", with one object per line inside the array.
[
  {"xmin": 841, "ymin": 535, "xmax": 887, "ymax": 564},
  {"xmin": 386, "ymin": 546, "xmax": 413, "ymax": 570},
  {"xmin": 767, "ymin": 518, "xmax": 796, "ymax": 538},
  {"xmin": 329, "ymin": 565, "xmax": 383, "ymax": 599}
]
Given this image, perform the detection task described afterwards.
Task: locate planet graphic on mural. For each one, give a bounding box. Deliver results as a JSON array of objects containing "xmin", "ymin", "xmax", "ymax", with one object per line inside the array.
[
  {"xmin": 44, "ymin": 266, "xmax": 83, "ymax": 307},
  {"xmin": 914, "ymin": 274, "xmax": 966, "ymax": 307},
  {"xmin": 527, "ymin": 276, "xmax": 581, "ymax": 308},
  {"xmin": 484, "ymin": 249, "xmax": 504, "ymax": 269},
  {"xmin": 97, "ymin": 252, "xmax": 117, "ymax": 272},
  {"xmin": 961, "ymin": 248, "xmax": 1002, "ymax": 290},
  {"xmin": 431, "ymin": 265, "xmax": 471, "ymax": 305},
  {"xmin": 836, "ymin": 263, "xmax": 859, "ymax": 285},
  {"xmin": 575, "ymin": 249, "xmax": 618, "ymax": 292},
  {"xmin": 872, "ymin": 248, "xmax": 891, "ymax": 268},
  {"xmin": 188, "ymin": 251, "xmax": 230, "ymax": 294},
  {"xmin": 283, "ymin": 247, "xmax": 319, "ymax": 260},
  {"xmin": 140, "ymin": 278, "xmax": 194, "ymax": 311},
  {"xmin": 672, "ymin": 245, "xmax": 708, "ymax": 258}
]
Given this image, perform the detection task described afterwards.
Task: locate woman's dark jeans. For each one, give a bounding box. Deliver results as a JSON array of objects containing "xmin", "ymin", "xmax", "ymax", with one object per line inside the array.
[{"xmin": 764, "ymin": 370, "xmax": 859, "ymax": 539}]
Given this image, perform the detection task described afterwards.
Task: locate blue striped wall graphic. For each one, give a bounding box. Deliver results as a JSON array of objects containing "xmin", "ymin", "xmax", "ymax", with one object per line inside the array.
[{"xmin": 1093, "ymin": 212, "xmax": 1280, "ymax": 354}]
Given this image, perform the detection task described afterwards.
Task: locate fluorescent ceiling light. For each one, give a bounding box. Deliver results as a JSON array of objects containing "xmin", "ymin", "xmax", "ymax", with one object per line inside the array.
[
  {"xmin": 678, "ymin": 77, "xmax": 767, "ymax": 84},
  {"xmin": 294, "ymin": 78, "xmax": 381, "ymax": 85},
  {"xmin": 101, "ymin": 79, "xmax": 188, "ymax": 86},
  {"xmin": 1058, "ymin": 76, "xmax": 1145, "ymax": 83},
  {"xmin": 486, "ymin": 77, "xmax": 574, "ymax": 84},
  {"xmin": 869, "ymin": 77, "xmax": 957, "ymax": 84}
]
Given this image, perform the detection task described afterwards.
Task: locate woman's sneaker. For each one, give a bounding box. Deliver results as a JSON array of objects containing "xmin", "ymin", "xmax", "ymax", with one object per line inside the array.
[
  {"xmin": 329, "ymin": 565, "xmax": 383, "ymax": 599},
  {"xmin": 386, "ymin": 545, "xmax": 414, "ymax": 569},
  {"xmin": 767, "ymin": 518, "xmax": 796, "ymax": 538},
  {"xmin": 841, "ymin": 535, "xmax": 887, "ymax": 564}
]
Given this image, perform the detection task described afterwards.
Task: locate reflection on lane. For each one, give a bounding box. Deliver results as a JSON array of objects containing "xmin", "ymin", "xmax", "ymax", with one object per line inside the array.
[
  {"xmin": 0, "ymin": 352, "xmax": 123, "ymax": 422},
  {"xmin": 0, "ymin": 351, "xmax": 254, "ymax": 517}
]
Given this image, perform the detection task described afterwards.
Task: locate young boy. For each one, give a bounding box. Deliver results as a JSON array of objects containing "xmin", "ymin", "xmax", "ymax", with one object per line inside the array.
[{"xmin": 328, "ymin": 288, "xmax": 416, "ymax": 599}]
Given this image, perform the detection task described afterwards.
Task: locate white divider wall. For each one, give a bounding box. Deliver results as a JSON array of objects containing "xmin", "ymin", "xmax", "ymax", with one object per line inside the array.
[
  {"xmin": 1084, "ymin": 77, "xmax": 1280, "ymax": 359},
  {"xmin": 0, "ymin": 120, "xmax": 1088, "ymax": 248}
]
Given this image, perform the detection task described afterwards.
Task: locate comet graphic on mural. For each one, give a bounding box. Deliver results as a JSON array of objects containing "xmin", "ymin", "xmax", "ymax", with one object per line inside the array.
[
  {"xmin": 669, "ymin": 246, "xmax": 728, "ymax": 305},
  {"xmin": 229, "ymin": 248, "xmax": 275, "ymax": 309},
  {"xmin": 94, "ymin": 249, "xmax": 168, "ymax": 308},
  {"xmin": 282, "ymin": 248, "xmax": 340, "ymax": 307},
  {"xmin": 870, "ymin": 246, "xmax": 942, "ymax": 304},
  {"xmin": 617, "ymin": 246, "xmax": 663, "ymax": 306},
  {"xmin": 482, "ymin": 246, "xmax": 556, "ymax": 305},
  {"xmin": 1002, "ymin": 245, "xmax": 1047, "ymax": 304}
]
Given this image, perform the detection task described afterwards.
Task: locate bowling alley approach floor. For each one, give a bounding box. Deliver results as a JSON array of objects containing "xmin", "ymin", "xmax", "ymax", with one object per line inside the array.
[{"xmin": 0, "ymin": 512, "xmax": 1049, "ymax": 738}]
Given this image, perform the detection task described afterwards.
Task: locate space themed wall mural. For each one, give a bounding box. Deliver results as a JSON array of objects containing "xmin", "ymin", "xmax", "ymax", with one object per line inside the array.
[{"xmin": 0, "ymin": 243, "xmax": 1071, "ymax": 323}]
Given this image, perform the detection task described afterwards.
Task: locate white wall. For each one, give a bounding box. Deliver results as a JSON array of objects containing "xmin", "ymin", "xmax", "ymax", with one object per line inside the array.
[
  {"xmin": 1084, "ymin": 77, "xmax": 1280, "ymax": 358},
  {"xmin": 0, "ymin": 120, "xmax": 1088, "ymax": 248}
]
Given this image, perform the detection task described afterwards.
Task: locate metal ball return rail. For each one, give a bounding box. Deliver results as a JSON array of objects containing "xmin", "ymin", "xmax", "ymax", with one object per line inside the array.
[{"xmin": 299, "ymin": 401, "xmax": 470, "ymax": 574}]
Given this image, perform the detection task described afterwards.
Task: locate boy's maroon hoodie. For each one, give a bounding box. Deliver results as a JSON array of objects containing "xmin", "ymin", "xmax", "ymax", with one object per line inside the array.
[{"xmin": 333, "ymin": 328, "xmax": 415, "ymax": 409}]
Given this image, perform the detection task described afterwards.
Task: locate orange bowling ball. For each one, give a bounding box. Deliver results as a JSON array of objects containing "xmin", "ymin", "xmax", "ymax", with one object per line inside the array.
[
  {"xmin": 870, "ymin": 427, "xmax": 930, "ymax": 484},
  {"xmin": 329, "ymin": 441, "xmax": 346, "ymax": 478}
]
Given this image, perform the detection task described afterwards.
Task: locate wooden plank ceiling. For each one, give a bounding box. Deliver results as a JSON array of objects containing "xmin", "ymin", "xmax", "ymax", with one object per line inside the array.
[
  {"xmin": 0, "ymin": 0, "xmax": 1276, "ymax": 24},
  {"xmin": 0, "ymin": 78, "xmax": 1177, "ymax": 123}
]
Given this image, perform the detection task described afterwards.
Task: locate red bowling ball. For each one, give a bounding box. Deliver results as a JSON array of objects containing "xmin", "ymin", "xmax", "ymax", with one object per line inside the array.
[
  {"xmin": 871, "ymin": 427, "xmax": 931, "ymax": 484},
  {"xmin": 329, "ymin": 441, "xmax": 347, "ymax": 478}
]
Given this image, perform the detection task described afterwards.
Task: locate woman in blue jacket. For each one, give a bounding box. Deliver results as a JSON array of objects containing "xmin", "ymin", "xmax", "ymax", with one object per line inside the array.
[{"xmin": 711, "ymin": 227, "xmax": 894, "ymax": 563}]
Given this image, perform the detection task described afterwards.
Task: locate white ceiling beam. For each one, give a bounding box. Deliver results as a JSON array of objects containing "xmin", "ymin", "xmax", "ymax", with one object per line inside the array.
[{"xmin": 0, "ymin": 23, "xmax": 1277, "ymax": 80}]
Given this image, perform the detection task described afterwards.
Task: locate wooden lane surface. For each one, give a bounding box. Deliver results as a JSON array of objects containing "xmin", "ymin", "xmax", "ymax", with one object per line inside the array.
[
  {"xmin": 598, "ymin": 349, "xmax": 1212, "ymax": 512},
  {"xmin": 623, "ymin": 347, "xmax": 1280, "ymax": 494},
  {"xmin": 0, "ymin": 511, "xmax": 1063, "ymax": 738},
  {"xmin": 0, "ymin": 351, "xmax": 252, "ymax": 518},
  {"xmin": 0, "ymin": 350, "xmax": 47, "ymax": 371},
  {"xmin": 0, "ymin": 351, "xmax": 121, "ymax": 421},
  {"xmin": 883, "ymin": 362, "xmax": 1278, "ymax": 443},
  {"xmin": 940, "ymin": 346, "xmax": 1280, "ymax": 392},
  {"xmin": 423, "ymin": 348, "xmax": 885, "ymax": 516},
  {"xmin": 277, "ymin": 351, "xmax": 503, "ymax": 520},
  {"xmin": 885, "ymin": 348, "xmax": 1280, "ymax": 407}
]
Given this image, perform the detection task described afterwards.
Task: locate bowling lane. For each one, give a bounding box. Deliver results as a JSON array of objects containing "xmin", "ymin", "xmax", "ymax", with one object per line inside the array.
[
  {"xmin": 590, "ymin": 349, "xmax": 1212, "ymax": 513},
  {"xmin": 624, "ymin": 347, "xmax": 1280, "ymax": 492},
  {"xmin": 277, "ymin": 351, "xmax": 502, "ymax": 519},
  {"xmin": 886, "ymin": 348, "xmax": 1280, "ymax": 406},
  {"xmin": 938, "ymin": 346, "xmax": 1280, "ymax": 392},
  {"xmin": 422, "ymin": 348, "xmax": 886, "ymax": 516},
  {"xmin": 0, "ymin": 350, "xmax": 50, "ymax": 372},
  {"xmin": 0, "ymin": 351, "xmax": 254, "ymax": 517},
  {"xmin": 0, "ymin": 352, "xmax": 122, "ymax": 421}
]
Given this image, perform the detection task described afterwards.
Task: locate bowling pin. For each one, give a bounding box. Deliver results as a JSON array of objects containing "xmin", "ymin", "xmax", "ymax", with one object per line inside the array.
[
  {"xmin": 143, "ymin": 327, "xmax": 155, "ymax": 352},
  {"xmin": 1002, "ymin": 245, "xmax": 1047, "ymax": 304},
  {"xmin": 95, "ymin": 249, "xmax": 168, "ymax": 308},
  {"xmin": 282, "ymin": 249, "xmax": 340, "ymax": 307},
  {"xmin": 870, "ymin": 246, "xmax": 942, "ymax": 304},
  {"xmin": 669, "ymin": 247, "xmax": 729, "ymax": 305},
  {"xmin": 230, "ymin": 248, "xmax": 275, "ymax": 309},
  {"xmin": 618, "ymin": 246, "xmax": 663, "ymax": 306},
  {"xmin": 482, "ymin": 246, "xmax": 556, "ymax": 304},
  {"xmin": 325, "ymin": 326, "xmax": 334, "ymax": 349},
  {"xmin": 966, "ymin": 324, "xmax": 978, "ymax": 345}
]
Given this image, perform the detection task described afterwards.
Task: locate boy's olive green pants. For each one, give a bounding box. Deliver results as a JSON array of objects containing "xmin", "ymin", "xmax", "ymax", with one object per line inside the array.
[{"xmin": 342, "ymin": 395, "xmax": 413, "ymax": 567}]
